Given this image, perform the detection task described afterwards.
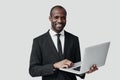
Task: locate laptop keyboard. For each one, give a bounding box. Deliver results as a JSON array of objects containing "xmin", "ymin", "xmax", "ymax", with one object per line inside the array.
[{"xmin": 73, "ymin": 66, "xmax": 81, "ymax": 71}]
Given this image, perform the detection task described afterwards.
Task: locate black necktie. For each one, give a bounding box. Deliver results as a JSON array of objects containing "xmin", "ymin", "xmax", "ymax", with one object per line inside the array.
[{"xmin": 56, "ymin": 34, "xmax": 62, "ymax": 54}]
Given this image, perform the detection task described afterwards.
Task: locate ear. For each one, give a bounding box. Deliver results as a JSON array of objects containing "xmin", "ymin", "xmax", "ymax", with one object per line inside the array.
[{"xmin": 49, "ymin": 16, "xmax": 52, "ymax": 21}]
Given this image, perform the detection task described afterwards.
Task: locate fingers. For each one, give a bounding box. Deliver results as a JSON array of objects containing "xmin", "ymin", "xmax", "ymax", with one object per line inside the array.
[
  {"xmin": 64, "ymin": 62, "xmax": 74, "ymax": 68},
  {"xmin": 53, "ymin": 59, "xmax": 74, "ymax": 69},
  {"xmin": 62, "ymin": 64, "xmax": 69, "ymax": 68},
  {"xmin": 64, "ymin": 59, "xmax": 74, "ymax": 68},
  {"xmin": 90, "ymin": 64, "xmax": 97, "ymax": 71},
  {"xmin": 86, "ymin": 64, "xmax": 98, "ymax": 74}
]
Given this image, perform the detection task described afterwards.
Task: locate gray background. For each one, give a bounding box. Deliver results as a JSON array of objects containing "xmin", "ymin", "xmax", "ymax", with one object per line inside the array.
[{"xmin": 0, "ymin": 0, "xmax": 120, "ymax": 80}]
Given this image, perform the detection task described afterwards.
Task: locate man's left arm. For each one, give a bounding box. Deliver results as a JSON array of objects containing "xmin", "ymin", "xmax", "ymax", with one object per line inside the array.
[{"xmin": 74, "ymin": 37, "xmax": 98, "ymax": 79}]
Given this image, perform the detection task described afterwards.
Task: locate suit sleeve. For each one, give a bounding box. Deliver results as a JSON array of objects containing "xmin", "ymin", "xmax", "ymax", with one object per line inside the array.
[
  {"xmin": 29, "ymin": 39, "xmax": 54, "ymax": 77},
  {"xmin": 74, "ymin": 37, "xmax": 86, "ymax": 79}
]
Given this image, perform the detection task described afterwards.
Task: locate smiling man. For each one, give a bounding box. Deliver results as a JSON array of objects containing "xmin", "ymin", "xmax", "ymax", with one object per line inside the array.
[
  {"xmin": 49, "ymin": 6, "xmax": 66, "ymax": 33},
  {"xmin": 29, "ymin": 5, "xmax": 98, "ymax": 80}
]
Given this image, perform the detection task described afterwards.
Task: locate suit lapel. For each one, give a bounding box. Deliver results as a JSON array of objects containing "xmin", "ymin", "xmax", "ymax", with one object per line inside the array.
[
  {"xmin": 64, "ymin": 31, "xmax": 69, "ymax": 58},
  {"xmin": 46, "ymin": 31, "xmax": 63, "ymax": 59}
]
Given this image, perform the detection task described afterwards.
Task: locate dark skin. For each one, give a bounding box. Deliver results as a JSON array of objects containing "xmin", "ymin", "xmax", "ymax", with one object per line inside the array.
[
  {"xmin": 49, "ymin": 7, "xmax": 98, "ymax": 74},
  {"xmin": 49, "ymin": 8, "xmax": 66, "ymax": 33}
]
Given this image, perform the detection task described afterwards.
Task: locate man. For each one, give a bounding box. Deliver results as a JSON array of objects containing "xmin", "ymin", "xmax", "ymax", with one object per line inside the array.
[{"xmin": 29, "ymin": 5, "xmax": 98, "ymax": 80}]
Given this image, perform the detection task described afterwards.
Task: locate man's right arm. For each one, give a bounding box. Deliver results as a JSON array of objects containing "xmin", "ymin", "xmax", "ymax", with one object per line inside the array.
[
  {"xmin": 29, "ymin": 39, "xmax": 74, "ymax": 77},
  {"xmin": 53, "ymin": 59, "xmax": 74, "ymax": 69},
  {"xmin": 29, "ymin": 39, "xmax": 54, "ymax": 77}
]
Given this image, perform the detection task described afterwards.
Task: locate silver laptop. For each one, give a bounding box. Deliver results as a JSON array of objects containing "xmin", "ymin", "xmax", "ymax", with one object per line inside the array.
[{"xmin": 59, "ymin": 42, "xmax": 110, "ymax": 74}]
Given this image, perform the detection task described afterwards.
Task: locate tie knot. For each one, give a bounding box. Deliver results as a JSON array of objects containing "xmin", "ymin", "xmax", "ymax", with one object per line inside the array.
[{"xmin": 56, "ymin": 34, "xmax": 61, "ymax": 38}]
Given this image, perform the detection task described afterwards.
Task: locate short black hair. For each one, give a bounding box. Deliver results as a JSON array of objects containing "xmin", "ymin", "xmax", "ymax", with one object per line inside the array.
[{"xmin": 50, "ymin": 5, "xmax": 67, "ymax": 17}]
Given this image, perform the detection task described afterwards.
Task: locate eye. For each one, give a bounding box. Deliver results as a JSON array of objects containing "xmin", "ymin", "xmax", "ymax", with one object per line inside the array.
[
  {"xmin": 54, "ymin": 16, "xmax": 59, "ymax": 19},
  {"xmin": 62, "ymin": 16, "xmax": 66, "ymax": 20}
]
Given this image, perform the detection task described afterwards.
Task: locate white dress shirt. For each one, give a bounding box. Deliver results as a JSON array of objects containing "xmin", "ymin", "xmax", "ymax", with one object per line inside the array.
[{"xmin": 49, "ymin": 29, "xmax": 65, "ymax": 54}]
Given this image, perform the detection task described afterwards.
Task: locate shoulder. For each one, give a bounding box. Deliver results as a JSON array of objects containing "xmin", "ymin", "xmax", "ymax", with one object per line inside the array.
[
  {"xmin": 33, "ymin": 31, "xmax": 49, "ymax": 42},
  {"xmin": 65, "ymin": 31, "xmax": 79, "ymax": 39}
]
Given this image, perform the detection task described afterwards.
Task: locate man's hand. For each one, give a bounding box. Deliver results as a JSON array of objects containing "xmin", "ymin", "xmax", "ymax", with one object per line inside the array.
[
  {"xmin": 53, "ymin": 59, "xmax": 74, "ymax": 69},
  {"xmin": 86, "ymin": 64, "xmax": 98, "ymax": 74}
]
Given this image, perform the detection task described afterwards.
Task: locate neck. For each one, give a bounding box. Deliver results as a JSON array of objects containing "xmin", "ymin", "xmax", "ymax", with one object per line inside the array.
[{"xmin": 51, "ymin": 28, "xmax": 61, "ymax": 33}]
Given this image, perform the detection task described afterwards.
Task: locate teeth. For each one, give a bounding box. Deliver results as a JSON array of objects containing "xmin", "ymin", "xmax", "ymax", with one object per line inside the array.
[{"xmin": 57, "ymin": 24, "xmax": 62, "ymax": 26}]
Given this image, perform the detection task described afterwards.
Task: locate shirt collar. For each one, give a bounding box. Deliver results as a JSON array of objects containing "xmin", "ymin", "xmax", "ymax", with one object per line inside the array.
[{"xmin": 49, "ymin": 28, "xmax": 64, "ymax": 36}]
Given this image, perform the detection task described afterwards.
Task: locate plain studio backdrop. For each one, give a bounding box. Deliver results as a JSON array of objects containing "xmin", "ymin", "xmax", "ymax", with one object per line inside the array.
[{"xmin": 0, "ymin": 0, "xmax": 120, "ymax": 80}]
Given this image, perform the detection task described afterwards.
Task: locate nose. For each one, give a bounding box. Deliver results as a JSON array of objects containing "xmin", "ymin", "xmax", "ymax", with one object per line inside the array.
[{"xmin": 58, "ymin": 18, "xmax": 62, "ymax": 23}]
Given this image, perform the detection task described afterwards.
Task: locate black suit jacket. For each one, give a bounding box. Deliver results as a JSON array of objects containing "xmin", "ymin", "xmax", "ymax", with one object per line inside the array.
[{"xmin": 29, "ymin": 30, "xmax": 85, "ymax": 80}]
